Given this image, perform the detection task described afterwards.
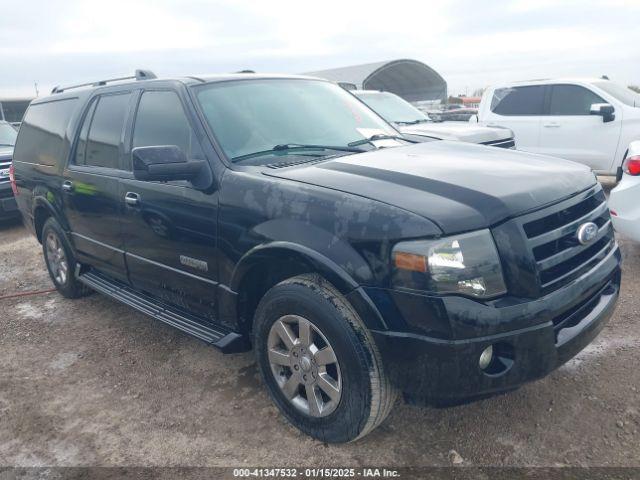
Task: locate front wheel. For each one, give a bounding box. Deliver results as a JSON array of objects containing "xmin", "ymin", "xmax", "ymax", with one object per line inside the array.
[{"xmin": 253, "ymin": 274, "xmax": 397, "ymax": 443}]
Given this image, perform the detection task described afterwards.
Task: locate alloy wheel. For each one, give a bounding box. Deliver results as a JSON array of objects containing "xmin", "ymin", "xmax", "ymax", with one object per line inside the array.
[
  {"xmin": 45, "ymin": 231, "xmax": 69, "ymax": 285},
  {"xmin": 267, "ymin": 314, "xmax": 342, "ymax": 417}
]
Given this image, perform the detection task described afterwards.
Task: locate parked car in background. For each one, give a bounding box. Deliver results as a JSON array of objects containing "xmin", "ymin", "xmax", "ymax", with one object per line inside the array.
[
  {"xmin": 12, "ymin": 71, "xmax": 620, "ymax": 443},
  {"xmin": 353, "ymin": 90, "xmax": 515, "ymax": 148},
  {"xmin": 0, "ymin": 98, "xmax": 33, "ymax": 127},
  {"xmin": 439, "ymin": 107, "xmax": 478, "ymax": 122},
  {"xmin": 609, "ymin": 142, "xmax": 640, "ymax": 241},
  {"xmin": 0, "ymin": 121, "xmax": 19, "ymax": 220},
  {"xmin": 475, "ymin": 78, "xmax": 640, "ymax": 176}
]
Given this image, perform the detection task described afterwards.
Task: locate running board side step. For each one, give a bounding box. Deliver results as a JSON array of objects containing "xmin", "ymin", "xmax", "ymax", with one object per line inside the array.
[{"xmin": 78, "ymin": 271, "xmax": 249, "ymax": 353}]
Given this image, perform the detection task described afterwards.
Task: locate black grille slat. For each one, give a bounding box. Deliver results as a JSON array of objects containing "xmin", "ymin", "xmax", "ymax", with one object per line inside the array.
[
  {"xmin": 518, "ymin": 188, "xmax": 614, "ymax": 295},
  {"xmin": 524, "ymin": 190, "xmax": 606, "ymax": 240},
  {"xmin": 536, "ymin": 220, "xmax": 612, "ymax": 270},
  {"xmin": 0, "ymin": 160, "xmax": 11, "ymax": 184},
  {"xmin": 527, "ymin": 199, "xmax": 608, "ymax": 247},
  {"xmin": 482, "ymin": 138, "xmax": 515, "ymax": 149},
  {"xmin": 539, "ymin": 236, "xmax": 613, "ymax": 289}
]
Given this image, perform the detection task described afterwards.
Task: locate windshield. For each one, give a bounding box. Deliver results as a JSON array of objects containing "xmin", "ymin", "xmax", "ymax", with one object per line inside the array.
[
  {"xmin": 195, "ymin": 79, "xmax": 397, "ymax": 164},
  {"xmin": 355, "ymin": 92, "xmax": 430, "ymax": 124},
  {"xmin": 593, "ymin": 81, "xmax": 640, "ymax": 107},
  {"xmin": 0, "ymin": 123, "xmax": 17, "ymax": 146}
]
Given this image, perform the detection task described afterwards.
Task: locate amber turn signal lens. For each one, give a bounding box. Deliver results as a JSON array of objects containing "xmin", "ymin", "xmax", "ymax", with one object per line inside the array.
[{"xmin": 394, "ymin": 252, "xmax": 427, "ymax": 273}]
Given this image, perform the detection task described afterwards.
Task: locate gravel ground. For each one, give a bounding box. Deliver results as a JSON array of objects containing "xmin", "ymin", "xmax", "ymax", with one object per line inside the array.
[{"xmin": 0, "ymin": 185, "xmax": 639, "ymax": 468}]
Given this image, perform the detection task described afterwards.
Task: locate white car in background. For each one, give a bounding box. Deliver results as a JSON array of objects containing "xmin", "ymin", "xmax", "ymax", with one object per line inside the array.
[
  {"xmin": 474, "ymin": 78, "xmax": 640, "ymax": 175},
  {"xmin": 609, "ymin": 142, "xmax": 640, "ymax": 241},
  {"xmin": 353, "ymin": 90, "xmax": 515, "ymax": 148}
]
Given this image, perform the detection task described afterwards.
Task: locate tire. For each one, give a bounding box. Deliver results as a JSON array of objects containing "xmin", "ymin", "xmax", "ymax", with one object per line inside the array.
[
  {"xmin": 41, "ymin": 217, "xmax": 91, "ymax": 299},
  {"xmin": 253, "ymin": 274, "xmax": 397, "ymax": 443}
]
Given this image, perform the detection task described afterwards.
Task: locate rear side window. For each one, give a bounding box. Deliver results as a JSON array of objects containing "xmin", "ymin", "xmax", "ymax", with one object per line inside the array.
[
  {"xmin": 548, "ymin": 85, "xmax": 605, "ymax": 115},
  {"xmin": 132, "ymin": 91, "xmax": 203, "ymax": 159},
  {"xmin": 13, "ymin": 98, "xmax": 78, "ymax": 166},
  {"xmin": 75, "ymin": 92, "xmax": 131, "ymax": 169},
  {"xmin": 491, "ymin": 86, "xmax": 546, "ymax": 116}
]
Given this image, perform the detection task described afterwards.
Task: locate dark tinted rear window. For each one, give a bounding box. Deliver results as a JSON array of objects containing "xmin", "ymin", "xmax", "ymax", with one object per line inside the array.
[
  {"xmin": 491, "ymin": 86, "xmax": 546, "ymax": 115},
  {"xmin": 78, "ymin": 93, "xmax": 131, "ymax": 169},
  {"xmin": 13, "ymin": 98, "xmax": 79, "ymax": 166},
  {"xmin": 549, "ymin": 85, "xmax": 605, "ymax": 115}
]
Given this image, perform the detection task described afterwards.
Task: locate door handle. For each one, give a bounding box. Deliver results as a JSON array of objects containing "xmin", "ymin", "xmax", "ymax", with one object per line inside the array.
[
  {"xmin": 543, "ymin": 123, "xmax": 560, "ymax": 128},
  {"xmin": 124, "ymin": 192, "xmax": 140, "ymax": 206},
  {"xmin": 62, "ymin": 180, "xmax": 74, "ymax": 192}
]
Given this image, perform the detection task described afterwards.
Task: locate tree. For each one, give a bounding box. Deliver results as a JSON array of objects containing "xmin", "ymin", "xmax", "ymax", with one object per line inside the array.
[{"xmin": 629, "ymin": 85, "xmax": 640, "ymax": 94}]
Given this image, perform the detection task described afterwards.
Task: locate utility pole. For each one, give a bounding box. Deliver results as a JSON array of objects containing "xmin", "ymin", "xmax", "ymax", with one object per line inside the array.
[{"xmin": 34, "ymin": 82, "xmax": 39, "ymax": 97}]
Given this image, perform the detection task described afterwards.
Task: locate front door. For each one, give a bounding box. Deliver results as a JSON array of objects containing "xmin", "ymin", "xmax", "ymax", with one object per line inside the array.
[
  {"xmin": 119, "ymin": 89, "xmax": 219, "ymax": 321},
  {"xmin": 483, "ymin": 85, "xmax": 546, "ymax": 153},
  {"xmin": 62, "ymin": 91, "xmax": 135, "ymax": 282},
  {"xmin": 537, "ymin": 84, "xmax": 622, "ymax": 172}
]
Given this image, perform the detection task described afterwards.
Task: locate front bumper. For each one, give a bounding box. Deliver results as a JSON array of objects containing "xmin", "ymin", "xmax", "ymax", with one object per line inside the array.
[
  {"xmin": 0, "ymin": 184, "xmax": 18, "ymax": 219},
  {"xmin": 368, "ymin": 245, "xmax": 621, "ymax": 405}
]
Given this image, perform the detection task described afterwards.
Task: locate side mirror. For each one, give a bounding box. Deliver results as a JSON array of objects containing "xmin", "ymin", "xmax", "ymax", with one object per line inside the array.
[
  {"xmin": 590, "ymin": 103, "xmax": 615, "ymax": 123},
  {"xmin": 132, "ymin": 145, "xmax": 207, "ymax": 183}
]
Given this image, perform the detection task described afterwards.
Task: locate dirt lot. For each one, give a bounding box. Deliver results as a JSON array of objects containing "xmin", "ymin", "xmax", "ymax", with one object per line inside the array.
[{"xmin": 1, "ymin": 188, "xmax": 639, "ymax": 468}]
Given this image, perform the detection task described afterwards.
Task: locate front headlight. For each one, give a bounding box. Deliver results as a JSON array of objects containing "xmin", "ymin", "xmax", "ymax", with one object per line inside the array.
[{"xmin": 392, "ymin": 229, "xmax": 507, "ymax": 299}]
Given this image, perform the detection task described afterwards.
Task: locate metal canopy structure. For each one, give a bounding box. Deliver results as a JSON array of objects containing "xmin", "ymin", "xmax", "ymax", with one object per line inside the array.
[{"xmin": 305, "ymin": 59, "xmax": 447, "ymax": 103}]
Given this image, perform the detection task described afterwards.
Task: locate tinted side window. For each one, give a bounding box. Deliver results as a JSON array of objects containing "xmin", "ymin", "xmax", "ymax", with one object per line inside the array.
[
  {"xmin": 132, "ymin": 91, "xmax": 203, "ymax": 159},
  {"xmin": 74, "ymin": 99, "xmax": 98, "ymax": 166},
  {"xmin": 549, "ymin": 85, "xmax": 605, "ymax": 115},
  {"xmin": 81, "ymin": 93, "xmax": 131, "ymax": 169},
  {"xmin": 13, "ymin": 98, "xmax": 79, "ymax": 166},
  {"xmin": 491, "ymin": 86, "xmax": 546, "ymax": 116}
]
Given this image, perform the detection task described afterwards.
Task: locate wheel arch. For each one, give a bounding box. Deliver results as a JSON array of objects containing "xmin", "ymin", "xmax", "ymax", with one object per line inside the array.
[
  {"xmin": 32, "ymin": 196, "xmax": 68, "ymax": 243},
  {"xmin": 227, "ymin": 242, "xmax": 386, "ymax": 338}
]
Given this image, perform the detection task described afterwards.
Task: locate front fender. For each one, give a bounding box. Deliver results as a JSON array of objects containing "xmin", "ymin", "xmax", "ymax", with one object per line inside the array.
[
  {"xmin": 231, "ymin": 241, "xmax": 362, "ymax": 294},
  {"xmin": 230, "ymin": 241, "xmax": 388, "ymax": 330}
]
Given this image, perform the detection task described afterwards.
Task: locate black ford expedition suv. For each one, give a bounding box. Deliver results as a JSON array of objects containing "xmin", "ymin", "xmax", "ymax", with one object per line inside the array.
[{"xmin": 12, "ymin": 71, "xmax": 621, "ymax": 443}]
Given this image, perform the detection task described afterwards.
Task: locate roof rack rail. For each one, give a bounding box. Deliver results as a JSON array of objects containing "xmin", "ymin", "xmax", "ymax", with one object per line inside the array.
[{"xmin": 51, "ymin": 69, "xmax": 157, "ymax": 94}]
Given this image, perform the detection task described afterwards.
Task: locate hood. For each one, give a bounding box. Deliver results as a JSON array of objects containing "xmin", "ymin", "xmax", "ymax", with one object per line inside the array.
[
  {"xmin": 263, "ymin": 141, "xmax": 596, "ymax": 234},
  {"xmin": 398, "ymin": 122, "xmax": 512, "ymax": 143}
]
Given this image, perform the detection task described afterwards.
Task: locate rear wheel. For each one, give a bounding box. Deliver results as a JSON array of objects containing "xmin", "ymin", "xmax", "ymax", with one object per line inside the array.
[
  {"xmin": 253, "ymin": 274, "xmax": 396, "ymax": 443},
  {"xmin": 42, "ymin": 217, "xmax": 91, "ymax": 299}
]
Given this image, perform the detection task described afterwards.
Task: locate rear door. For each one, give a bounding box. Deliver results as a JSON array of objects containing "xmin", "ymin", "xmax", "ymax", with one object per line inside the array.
[
  {"xmin": 119, "ymin": 89, "xmax": 220, "ymax": 322},
  {"xmin": 62, "ymin": 91, "xmax": 134, "ymax": 282},
  {"xmin": 537, "ymin": 84, "xmax": 622, "ymax": 171},
  {"xmin": 482, "ymin": 85, "xmax": 546, "ymax": 152}
]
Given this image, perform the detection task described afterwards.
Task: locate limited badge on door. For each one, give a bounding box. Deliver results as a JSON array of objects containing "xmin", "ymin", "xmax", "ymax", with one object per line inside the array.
[{"xmin": 179, "ymin": 255, "xmax": 208, "ymax": 272}]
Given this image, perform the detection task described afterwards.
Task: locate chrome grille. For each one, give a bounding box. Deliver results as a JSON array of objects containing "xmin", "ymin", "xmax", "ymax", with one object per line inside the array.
[
  {"xmin": 482, "ymin": 138, "xmax": 515, "ymax": 149},
  {"xmin": 521, "ymin": 189, "xmax": 615, "ymax": 295},
  {"xmin": 0, "ymin": 159, "xmax": 11, "ymax": 185}
]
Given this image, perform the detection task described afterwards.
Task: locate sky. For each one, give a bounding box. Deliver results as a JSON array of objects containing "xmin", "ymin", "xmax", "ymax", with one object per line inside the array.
[{"xmin": 1, "ymin": 0, "xmax": 639, "ymax": 99}]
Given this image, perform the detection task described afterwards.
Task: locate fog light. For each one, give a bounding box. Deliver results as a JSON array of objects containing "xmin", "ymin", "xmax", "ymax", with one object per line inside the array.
[{"xmin": 479, "ymin": 345, "xmax": 494, "ymax": 370}]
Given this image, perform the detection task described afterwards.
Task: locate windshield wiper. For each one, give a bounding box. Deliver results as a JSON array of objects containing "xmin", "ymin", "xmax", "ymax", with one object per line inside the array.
[
  {"xmin": 0, "ymin": 143, "xmax": 14, "ymax": 147},
  {"xmin": 347, "ymin": 134, "xmax": 418, "ymax": 147},
  {"xmin": 231, "ymin": 143, "xmax": 365, "ymax": 163}
]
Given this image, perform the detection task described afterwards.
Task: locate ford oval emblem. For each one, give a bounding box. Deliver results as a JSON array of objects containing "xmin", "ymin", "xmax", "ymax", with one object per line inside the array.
[{"xmin": 576, "ymin": 222, "xmax": 598, "ymax": 245}]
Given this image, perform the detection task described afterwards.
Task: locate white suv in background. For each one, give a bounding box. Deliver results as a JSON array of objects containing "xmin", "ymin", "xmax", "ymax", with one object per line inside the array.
[{"xmin": 474, "ymin": 78, "xmax": 640, "ymax": 175}]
